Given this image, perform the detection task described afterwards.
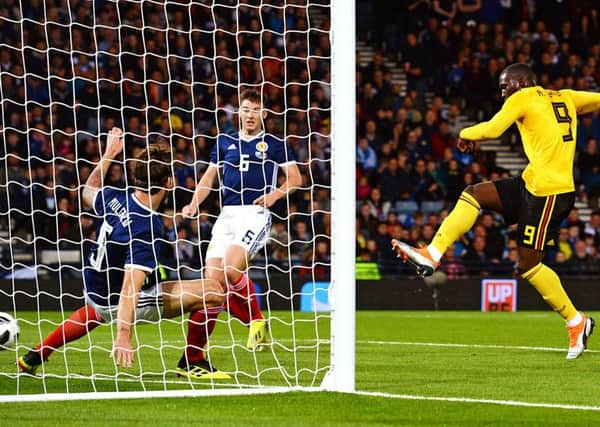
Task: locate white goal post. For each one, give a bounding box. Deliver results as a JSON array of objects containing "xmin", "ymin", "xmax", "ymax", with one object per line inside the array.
[
  {"xmin": 0, "ymin": 0, "xmax": 355, "ymax": 401},
  {"xmin": 325, "ymin": 0, "xmax": 355, "ymax": 393}
]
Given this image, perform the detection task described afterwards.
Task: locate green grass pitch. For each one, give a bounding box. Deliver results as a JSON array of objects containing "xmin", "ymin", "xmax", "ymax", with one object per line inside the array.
[{"xmin": 2, "ymin": 310, "xmax": 600, "ymax": 425}]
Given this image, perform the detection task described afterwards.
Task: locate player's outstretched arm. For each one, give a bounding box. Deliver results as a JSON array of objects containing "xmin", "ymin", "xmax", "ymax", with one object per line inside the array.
[
  {"xmin": 459, "ymin": 92, "xmax": 525, "ymax": 142},
  {"xmin": 253, "ymin": 162, "xmax": 302, "ymax": 208},
  {"xmin": 566, "ymin": 90, "xmax": 600, "ymax": 115},
  {"xmin": 181, "ymin": 164, "xmax": 218, "ymax": 217},
  {"xmin": 111, "ymin": 267, "xmax": 147, "ymax": 368},
  {"xmin": 82, "ymin": 127, "xmax": 124, "ymax": 209}
]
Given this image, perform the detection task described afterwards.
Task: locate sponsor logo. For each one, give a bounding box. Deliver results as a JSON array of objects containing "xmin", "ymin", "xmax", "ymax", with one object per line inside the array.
[{"xmin": 481, "ymin": 279, "xmax": 517, "ymax": 312}]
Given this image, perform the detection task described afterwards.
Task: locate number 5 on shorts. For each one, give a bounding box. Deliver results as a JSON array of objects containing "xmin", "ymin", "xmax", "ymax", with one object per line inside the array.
[
  {"xmin": 242, "ymin": 229, "xmax": 255, "ymax": 244},
  {"xmin": 523, "ymin": 225, "xmax": 536, "ymax": 245}
]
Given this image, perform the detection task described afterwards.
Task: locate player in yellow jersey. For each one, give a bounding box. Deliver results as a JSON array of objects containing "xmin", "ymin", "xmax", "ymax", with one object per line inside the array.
[{"xmin": 392, "ymin": 63, "xmax": 600, "ymax": 359}]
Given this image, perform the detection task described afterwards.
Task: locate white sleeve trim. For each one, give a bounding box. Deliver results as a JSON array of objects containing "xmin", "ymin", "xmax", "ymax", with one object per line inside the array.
[
  {"xmin": 279, "ymin": 160, "xmax": 297, "ymax": 167},
  {"xmin": 124, "ymin": 263, "xmax": 154, "ymax": 273}
]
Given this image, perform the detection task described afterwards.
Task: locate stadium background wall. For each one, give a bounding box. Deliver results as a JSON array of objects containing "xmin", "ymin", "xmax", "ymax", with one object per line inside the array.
[{"xmin": 3, "ymin": 278, "xmax": 600, "ymax": 311}]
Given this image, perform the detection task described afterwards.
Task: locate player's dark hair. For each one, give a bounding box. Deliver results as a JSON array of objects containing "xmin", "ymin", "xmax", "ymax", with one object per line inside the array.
[
  {"xmin": 240, "ymin": 89, "xmax": 261, "ymax": 105},
  {"xmin": 132, "ymin": 143, "xmax": 172, "ymax": 195},
  {"xmin": 502, "ymin": 63, "xmax": 537, "ymax": 86}
]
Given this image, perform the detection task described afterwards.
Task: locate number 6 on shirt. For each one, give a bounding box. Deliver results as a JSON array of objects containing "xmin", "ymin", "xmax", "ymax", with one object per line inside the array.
[{"xmin": 239, "ymin": 154, "xmax": 250, "ymax": 172}]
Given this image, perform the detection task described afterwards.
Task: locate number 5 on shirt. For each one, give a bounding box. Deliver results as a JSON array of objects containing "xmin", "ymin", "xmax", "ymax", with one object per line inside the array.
[{"xmin": 89, "ymin": 221, "xmax": 114, "ymax": 271}]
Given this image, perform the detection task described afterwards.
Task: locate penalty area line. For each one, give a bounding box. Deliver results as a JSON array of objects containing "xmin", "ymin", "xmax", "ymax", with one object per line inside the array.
[{"xmin": 353, "ymin": 390, "xmax": 600, "ymax": 412}]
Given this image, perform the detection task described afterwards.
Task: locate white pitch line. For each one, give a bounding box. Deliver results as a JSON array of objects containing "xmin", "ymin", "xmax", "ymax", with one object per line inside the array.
[
  {"xmin": 0, "ymin": 372, "xmax": 263, "ymax": 388},
  {"xmin": 352, "ymin": 390, "xmax": 600, "ymax": 412},
  {"xmin": 356, "ymin": 340, "xmax": 600, "ymax": 354},
  {"xmin": 32, "ymin": 339, "xmax": 597, "ymax": 354},
  {"xmin": 0, "ymin": 387, "xmax": 315, "ymax": 404}
]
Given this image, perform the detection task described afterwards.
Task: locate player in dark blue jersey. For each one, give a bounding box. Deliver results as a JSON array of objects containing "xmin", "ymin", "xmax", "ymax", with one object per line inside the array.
[
  {"xmin": 18, "ymin": 128, "xmax": 228, "ymax": 379},
  {"xmin": 181, "ymin": 90, "xmax": 302, "ymax": 368}
]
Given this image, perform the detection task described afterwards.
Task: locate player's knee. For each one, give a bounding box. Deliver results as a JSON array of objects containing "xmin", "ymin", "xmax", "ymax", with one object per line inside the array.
[
  {"xmin": 204, "ymin": 279, "xmax": 226, "ymax": 307},
  {"xmin": 205, "ymin": 292, "xmax": 225, "ymax": 308},
  {"xmin": 224, "ymin": 265, "xmax": 243, "ymax": 285},
  {"xmin": 206, "ymin": 267, "xmax": 226, "ymax": 289}
]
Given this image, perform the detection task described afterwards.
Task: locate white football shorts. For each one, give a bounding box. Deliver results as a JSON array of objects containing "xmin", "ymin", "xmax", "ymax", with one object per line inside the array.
[
  {"xmin": 206, "ymin": 205, "xmax": 272, "ymax": 260},
  {"xmin": 85, "ymin": 283, "xmax": 163, "ymax": 324}
]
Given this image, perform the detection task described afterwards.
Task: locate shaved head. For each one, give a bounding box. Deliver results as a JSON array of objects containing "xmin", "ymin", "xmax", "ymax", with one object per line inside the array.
[
  {"xmin": 501, "ymin": 63, "xmax": 536, "ymax": 83},
  {"xmin": 499, "ymin": 63, "xmax": 537, "ymax": 100}
]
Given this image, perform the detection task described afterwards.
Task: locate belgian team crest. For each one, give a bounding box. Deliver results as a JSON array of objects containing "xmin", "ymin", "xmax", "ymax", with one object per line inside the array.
[{"xmin": 255, "ymin": 141, "xmax": 268, "ymax": 159}]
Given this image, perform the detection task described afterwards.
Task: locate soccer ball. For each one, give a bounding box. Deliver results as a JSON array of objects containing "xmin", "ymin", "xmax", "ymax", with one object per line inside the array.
[{"xmin": 0, "ymin": 312, "xmax": 19, "ymax": 349}]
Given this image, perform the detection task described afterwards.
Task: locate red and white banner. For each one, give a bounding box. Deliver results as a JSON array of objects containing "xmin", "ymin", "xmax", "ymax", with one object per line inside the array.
[{"xmin": 481, "ymin": 279, "xmax": 517, "ymax": 312}]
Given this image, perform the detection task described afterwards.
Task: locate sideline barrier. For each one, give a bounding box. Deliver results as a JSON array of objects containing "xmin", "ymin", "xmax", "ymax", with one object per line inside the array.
[{"xmin": 2, "ymin": 276, "xmax": 599, "ymax": 311}]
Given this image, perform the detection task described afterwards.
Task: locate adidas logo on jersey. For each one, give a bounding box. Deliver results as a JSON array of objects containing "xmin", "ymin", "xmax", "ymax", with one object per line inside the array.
[{"xmin": 227, "ymin": 144, "xmax": 236, "ymax": 150}]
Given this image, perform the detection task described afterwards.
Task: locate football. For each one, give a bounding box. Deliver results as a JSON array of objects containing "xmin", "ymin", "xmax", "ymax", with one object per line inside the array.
[{"xmin": 0, "ymin": 312, "xmax": 19, "ymax": 349}]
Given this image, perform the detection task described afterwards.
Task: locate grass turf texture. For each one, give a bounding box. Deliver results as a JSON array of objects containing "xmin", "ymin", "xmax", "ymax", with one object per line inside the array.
[{"xmin": 3, "ymin": 311, "xmax": 600, "ymax": 425}]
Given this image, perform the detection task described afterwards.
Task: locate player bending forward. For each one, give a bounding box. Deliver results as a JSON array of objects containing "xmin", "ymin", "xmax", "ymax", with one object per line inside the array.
[
  {"xmin": 393, "ymin": 63, "xmax": 600, "ymax": 359},
  {"xmin": 18, "ymin": 128, "xmax": 227, "ymax": 379},
  {"xmin": 180, "ymin": 90, "xmax": 301, "ymax": 377}
]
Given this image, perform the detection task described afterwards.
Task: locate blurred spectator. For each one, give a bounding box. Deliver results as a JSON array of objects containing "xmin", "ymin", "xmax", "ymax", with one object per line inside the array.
[
  {"xmin": 357, "ymin": 175, "xmax": 373, "ymax": 200},
  {"xmin": 441, "ymin": 243, "xmax": 467, "ymax": 279},
  {"xmin": 463, "ymin": 235, "xmax": 492, "ymax": 276},
  {"xmin": 432, "ymin": 1, "xmax": 457, "ymax": 26},
  {"xmin": 378, "ymin": 157, "xmax": 408, "ymax": 203},
  {"xmin": 479, "ymin": 211, "xmax": 504, "ymax": 261},
  {"xmin": 410, "ymin": 159, "xmax": 444, "ymax": 203},
  {"xmin": 357, "ymin": 137, "xmax": 378, "ymax": 174},
  {"xmin": 366, "ymin": 187, "xmax": 390, "ymax": 220},
  {"xmin": 584, "ymin": 210, "xmax": 600, "ymax": 245},
  {"xmin": 577, "ymin": 137, "xmax": 600, "ymax": 205},
  {"xmin": 565, "ymin": 240, "xmax": 599, "ymax": 275},
  {"xmin": 557, "ymin": 227, "xmax": 574, "ymax": 260},
  {"xmin": 457, "ymin": 0, "xmax": 481, "ymax": 25},
  {"xmin": 358, "ymin": 201, "xmax": 379, "ymax": 237},
  {"xmin": 563, "ymin": 208, "xmax": 585, "ymax": 235},
  {"xmin": 440, "ymin": 156, "xmax": 464, "ymax": 201},
  {"xmin": 577, "ymin": 115, "xmax": 600, "ymax": 150}
]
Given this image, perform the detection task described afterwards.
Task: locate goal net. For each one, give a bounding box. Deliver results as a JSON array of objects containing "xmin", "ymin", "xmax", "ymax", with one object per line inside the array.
[{"xmin": 0, "ymin": 0, "xmax": 354, "ymax": 401}]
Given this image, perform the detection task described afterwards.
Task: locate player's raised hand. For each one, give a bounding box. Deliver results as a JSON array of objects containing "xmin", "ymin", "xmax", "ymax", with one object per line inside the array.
[
  {"xmin": 457, "ymin": 138, "xmax": 475, "ymax": 153},
  {"xmin": 105, "ymin": 127, "xmax": 124, "ymax": 157},
  {"xmin": 181, "ymin": 203, "xmax": 198, "ymax": 218},
  {"xmin": 111, "ymin": 337, "xmax": 135, "ymax": 368}
]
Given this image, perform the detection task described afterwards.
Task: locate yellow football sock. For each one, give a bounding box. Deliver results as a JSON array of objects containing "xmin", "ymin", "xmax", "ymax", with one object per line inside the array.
[
  {"xmin": 522, "ymin": 263, "xmax": 578, "ymax": 321},
  {"xmin": 430, "ymin": 191, "xmax": 480, "ymax": 256}
]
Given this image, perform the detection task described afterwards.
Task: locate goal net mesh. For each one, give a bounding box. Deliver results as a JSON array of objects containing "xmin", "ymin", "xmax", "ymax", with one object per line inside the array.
[{"xmin": 0, "ymin": 0, "xmax": 332, "ymax": 398}]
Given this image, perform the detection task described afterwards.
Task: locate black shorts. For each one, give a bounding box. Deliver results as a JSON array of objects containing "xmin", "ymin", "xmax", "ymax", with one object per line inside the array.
[{"xmin": 494, "ymin": 177, "xmax": 575, "ymax": 251}]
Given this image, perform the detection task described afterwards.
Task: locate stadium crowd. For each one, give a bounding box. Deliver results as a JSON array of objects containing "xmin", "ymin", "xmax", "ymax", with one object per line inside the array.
[
  {"xmin": 355, "ymin": 0, "xmax": 600, "ymax": 276},
  {"xmin": 0, "ymin": 0, "xmax": 331, "ymax": 278},
  {"xmin": 1, "ymin": 0, "xmax": 600, "ymax": 280}
]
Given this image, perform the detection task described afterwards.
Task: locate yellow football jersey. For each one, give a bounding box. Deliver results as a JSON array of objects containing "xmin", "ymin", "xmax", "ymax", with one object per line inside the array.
[{"xmin": 460, "ymin": 86, "xmax": 600, "ymax": 196}]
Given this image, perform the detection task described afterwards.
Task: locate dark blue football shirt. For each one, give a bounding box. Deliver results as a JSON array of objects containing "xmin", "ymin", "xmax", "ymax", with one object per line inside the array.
[
  {"xmin": 210, "ymin": 131, "xmax": 296, "ymax": 206},
  {"xmin": 84, "ymin": 188, "xmax": 164, "ymax": 307}
]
